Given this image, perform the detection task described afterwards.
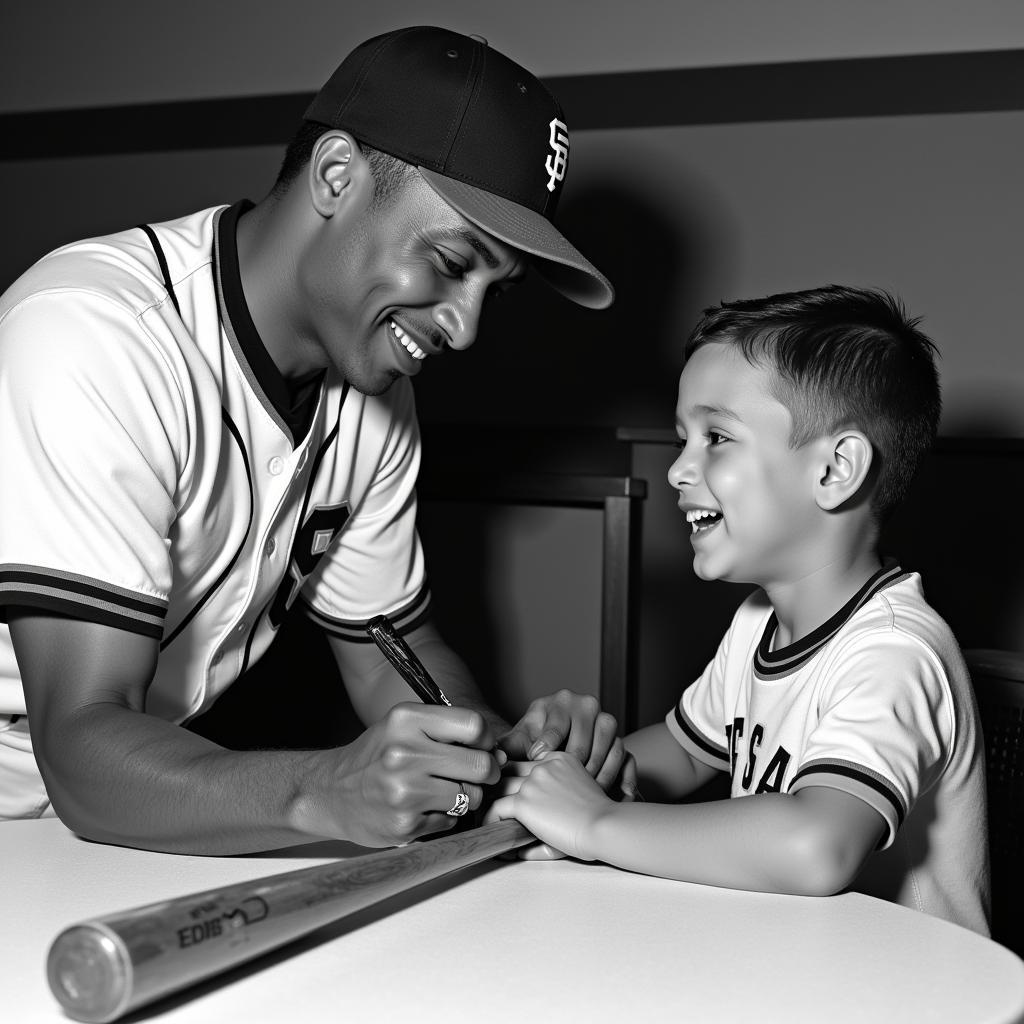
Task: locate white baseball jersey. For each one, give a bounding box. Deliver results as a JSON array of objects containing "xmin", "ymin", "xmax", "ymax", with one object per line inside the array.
[
  {"xmin": 0, "ymin": 202, "xmax": 431, "ymax": 812},
  {"xmin": 667, "ymin": 564, "xmax": 990, "ymax": 934}
]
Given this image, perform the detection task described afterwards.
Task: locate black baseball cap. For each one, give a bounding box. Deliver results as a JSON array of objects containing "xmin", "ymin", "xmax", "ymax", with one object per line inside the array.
[{"xmin": 304, "ymin": 25, "xmax": 614, "ymax": 309}]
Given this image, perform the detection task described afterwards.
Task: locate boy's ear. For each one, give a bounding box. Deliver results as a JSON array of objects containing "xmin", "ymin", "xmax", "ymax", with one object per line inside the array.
[
  {"xmin": 815, "ymin": 430, "xmax": 874, "ymax": 511},
  {"xmin": 308, "ymin": 131, "xmax": 371, "ymax": 216}
]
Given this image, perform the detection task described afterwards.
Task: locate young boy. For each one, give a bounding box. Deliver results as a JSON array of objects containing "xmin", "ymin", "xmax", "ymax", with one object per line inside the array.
[{"xmin": 491, "ymin": 284, "xmax": 990, "ymax": 935}]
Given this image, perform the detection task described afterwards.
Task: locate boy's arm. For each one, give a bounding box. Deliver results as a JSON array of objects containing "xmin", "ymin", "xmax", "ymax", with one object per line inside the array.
[
  {"xmin": 489, "ymin": 751, "xmax": 885, "ymax": 896},
  {"xmin": 625, "ymin": 721, "xmax": 720, "ymax": 800}
]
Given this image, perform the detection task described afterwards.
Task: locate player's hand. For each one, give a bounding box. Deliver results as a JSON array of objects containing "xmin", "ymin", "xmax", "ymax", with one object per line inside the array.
[
  {"xmin": 498, "ymin": 689, "xmax": 625, "ymax": 791},
  {"xmin": 486, "ymin": 751, "xmax": 622, "ymax": 861},
  {"xmin": 315, "ymin": 702, "xmax": 504, "ymax": 848}
]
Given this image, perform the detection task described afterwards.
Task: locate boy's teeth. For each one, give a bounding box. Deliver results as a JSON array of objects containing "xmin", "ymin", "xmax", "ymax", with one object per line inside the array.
[
  {"xmin": 685, "ymin": 508, "xmax": 722, "ymax": 533},
  {"xmin": 390, "ymin": 319, "xmax": 426, "ymax": 360}
]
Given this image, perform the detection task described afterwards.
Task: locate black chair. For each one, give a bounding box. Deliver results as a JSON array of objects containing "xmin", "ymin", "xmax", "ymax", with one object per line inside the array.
[{"xmin": 964, "ymin": 648, "xmax": 1024, "ymax": 957}]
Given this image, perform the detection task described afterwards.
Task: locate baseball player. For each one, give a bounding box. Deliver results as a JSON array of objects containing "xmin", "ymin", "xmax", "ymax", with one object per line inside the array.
[{"xmin": 0, "ymin": 26, "xmax": 629, "ymax": 852}]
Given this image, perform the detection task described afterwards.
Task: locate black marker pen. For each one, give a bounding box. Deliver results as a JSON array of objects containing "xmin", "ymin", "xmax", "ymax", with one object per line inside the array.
[{"xmin": 365, "ymin": 614, "xmax": 454, "ymax": 707}]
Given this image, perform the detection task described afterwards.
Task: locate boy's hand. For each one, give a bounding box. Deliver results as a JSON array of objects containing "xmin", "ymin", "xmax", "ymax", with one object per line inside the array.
[
  {"xmin": 486, "ymin": 751, "xmax": 622, "ymax": 861},
  {"xmin": 498, "ymin": 689, "xmax": 624, "ymax": 789}
]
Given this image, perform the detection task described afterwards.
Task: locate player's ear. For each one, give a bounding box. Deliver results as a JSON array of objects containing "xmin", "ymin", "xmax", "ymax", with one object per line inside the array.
[
  {"xmin": 815, "ymin": 430, "xmax": 874, "ymax": 511},
  {"xmin": 308, "ymin": 131, "xmax": 370, "ymax": 216}
]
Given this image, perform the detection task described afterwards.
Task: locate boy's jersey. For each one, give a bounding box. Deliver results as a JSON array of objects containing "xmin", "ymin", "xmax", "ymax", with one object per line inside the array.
[
  {"xmin": 667, "ymin": 565, "xmax": 989, "ymax": 934},
  {"xmin": 0, "ymin": 203, "xmax": 431, "ymax": 726}
]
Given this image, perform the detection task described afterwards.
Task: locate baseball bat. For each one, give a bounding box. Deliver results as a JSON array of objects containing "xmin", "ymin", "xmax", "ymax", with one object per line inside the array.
[{"xmin": 47, "ymin": 819, "xmax": 534, "ymax": 1023}]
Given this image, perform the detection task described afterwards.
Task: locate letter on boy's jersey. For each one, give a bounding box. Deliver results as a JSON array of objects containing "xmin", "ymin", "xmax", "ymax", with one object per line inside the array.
[
  {"xmin": 726, "ymin": 717, "xmax": 745, "ymax": 778},
  {"xmin": 754, "ymin": 746, "xmax": 792, "ymax": 794},
  {"xmin": 728, "ymin": 717, "xmax": 792, "ymax": 794},
  {"xmin": 741, "ymin": 724, "xmax": 764, "ymax": 790}
]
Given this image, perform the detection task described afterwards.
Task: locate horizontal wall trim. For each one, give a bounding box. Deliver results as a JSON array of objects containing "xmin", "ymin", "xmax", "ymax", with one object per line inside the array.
[{"xmin": 3, "ymin": 49, "xmax": 1023, "ymax": 160}]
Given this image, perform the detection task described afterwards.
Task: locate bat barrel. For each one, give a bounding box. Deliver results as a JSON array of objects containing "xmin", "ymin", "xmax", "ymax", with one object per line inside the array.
[{"xmin": 47, "ymin": 820, "xmax": 533, "ymax": 1022}]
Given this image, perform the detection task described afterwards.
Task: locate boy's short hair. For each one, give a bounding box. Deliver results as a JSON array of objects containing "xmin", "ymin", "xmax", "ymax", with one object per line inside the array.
[
  {"xmin": 270, "ymin": 120, "xmax": 418, "ymax": 208},
  {"xmin": 685, "ymin": 284, "xmax": 941, "ymax": 520}
]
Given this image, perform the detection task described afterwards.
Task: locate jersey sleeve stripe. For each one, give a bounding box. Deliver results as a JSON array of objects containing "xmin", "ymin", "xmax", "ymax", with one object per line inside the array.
[
  {"xmin": 789, "ymin": 759, "xmax": 906, "ymax": 844},
  {"xmin": 0, "ymin": 565, "xmax": 166, "ymax": 613},
  {"xmin": 0, "ymin": 568, "xmax": 166, "ymax": 638},
  {"xmin": 666, "ymin": 703, "xmax": 731, "ymax": 770},
  {"xmin": 300, "ymin": 584, "xmax": 432, "ymax": 642}
]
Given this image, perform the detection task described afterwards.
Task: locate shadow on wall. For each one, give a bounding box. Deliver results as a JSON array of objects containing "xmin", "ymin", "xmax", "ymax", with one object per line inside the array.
[
  {"xmin": 413, "ymin": 173, "xmax": 706, "ymax": 431},
  {"xmin": 881, "ymin": 442, "xmax": 1024, "ymax": 651},
  {"xmin": 944, "ymin": 388, "xmax": 1024, "ymax": 439}
]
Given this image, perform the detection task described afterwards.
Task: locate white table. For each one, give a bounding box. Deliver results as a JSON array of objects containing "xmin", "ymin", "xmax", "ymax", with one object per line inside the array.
[{"xmin": 3, "ymin": 818, "xmax": 1022, "ymax": 1023}]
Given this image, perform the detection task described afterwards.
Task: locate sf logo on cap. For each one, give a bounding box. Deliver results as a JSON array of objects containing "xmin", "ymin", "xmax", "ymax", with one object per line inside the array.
[{"xmin": 545, "ymin": 118, "xmax": 569, "ymax": 193}]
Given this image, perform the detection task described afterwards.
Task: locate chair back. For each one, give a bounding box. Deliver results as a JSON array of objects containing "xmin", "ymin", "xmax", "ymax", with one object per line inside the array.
[{"xmin": 964, "ymin": 648, "xmax": 1024, "ymax": 956}]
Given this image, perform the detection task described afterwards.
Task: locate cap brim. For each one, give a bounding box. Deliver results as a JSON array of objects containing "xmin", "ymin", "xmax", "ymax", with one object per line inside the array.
[{"xmin": 417, "ymin": 168, "xmax": 614, "ymax": 310}]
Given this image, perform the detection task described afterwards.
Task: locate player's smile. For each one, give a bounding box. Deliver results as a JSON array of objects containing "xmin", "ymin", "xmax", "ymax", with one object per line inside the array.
[
  {"xmin": 386, "ymin": 316, "xmax": 444, "ymax": 374},
  {"xmin": 308, "ymin": 173, "xmax": 524, "ymax": 396}
]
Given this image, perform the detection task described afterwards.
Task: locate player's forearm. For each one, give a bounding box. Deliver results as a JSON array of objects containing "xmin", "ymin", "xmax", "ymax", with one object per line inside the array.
[
  {"xmin": 582, "ymin": 794, "xmax": 861, "ymax": 897},
  {"xmin": 39, "ymin": 704, "xmax": 336, "ymax": 855}
]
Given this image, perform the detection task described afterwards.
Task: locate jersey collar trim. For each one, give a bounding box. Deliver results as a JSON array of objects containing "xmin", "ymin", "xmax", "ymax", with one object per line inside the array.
[
  {"xmin": 214, "ymin": 200, "xmax": 324, "ymax": 448},
  {"xmin": 753, "ymin": 561, "xmax": 910, "ymax": 680}
]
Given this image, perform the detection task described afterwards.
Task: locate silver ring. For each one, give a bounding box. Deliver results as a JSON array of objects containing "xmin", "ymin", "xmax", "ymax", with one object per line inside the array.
[{"xmin": 446, "ymin": 784, "xmax": 470, "ymax": 817}]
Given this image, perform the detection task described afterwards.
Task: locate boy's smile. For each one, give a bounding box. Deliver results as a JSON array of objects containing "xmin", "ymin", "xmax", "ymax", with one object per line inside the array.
[
  {"xmin": 685, "ymin": 508, "xmax": 723, "ymax": 534},
  {"xmin": 668, "ymin": 342, "xmax": 825, "ymax": 588}
]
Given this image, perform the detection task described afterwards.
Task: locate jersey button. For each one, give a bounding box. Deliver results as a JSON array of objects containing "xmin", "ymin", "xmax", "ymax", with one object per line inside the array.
[
  {"xmin": 268, "ymin": 456, "xmax": 284, "ymax": 476},
  {"xmin": 266, "ymin": 538, "xmax": 277, "ymax": 557},
  {"xmin": 236, "ymin": 622, "xmax": 247, "ymax": 635}
]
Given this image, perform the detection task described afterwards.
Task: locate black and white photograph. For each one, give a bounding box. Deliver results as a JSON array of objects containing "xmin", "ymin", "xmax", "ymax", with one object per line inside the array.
[{"xmin": 2, "ymin": 2, "xmax": 1023, "ymax": 1020}]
